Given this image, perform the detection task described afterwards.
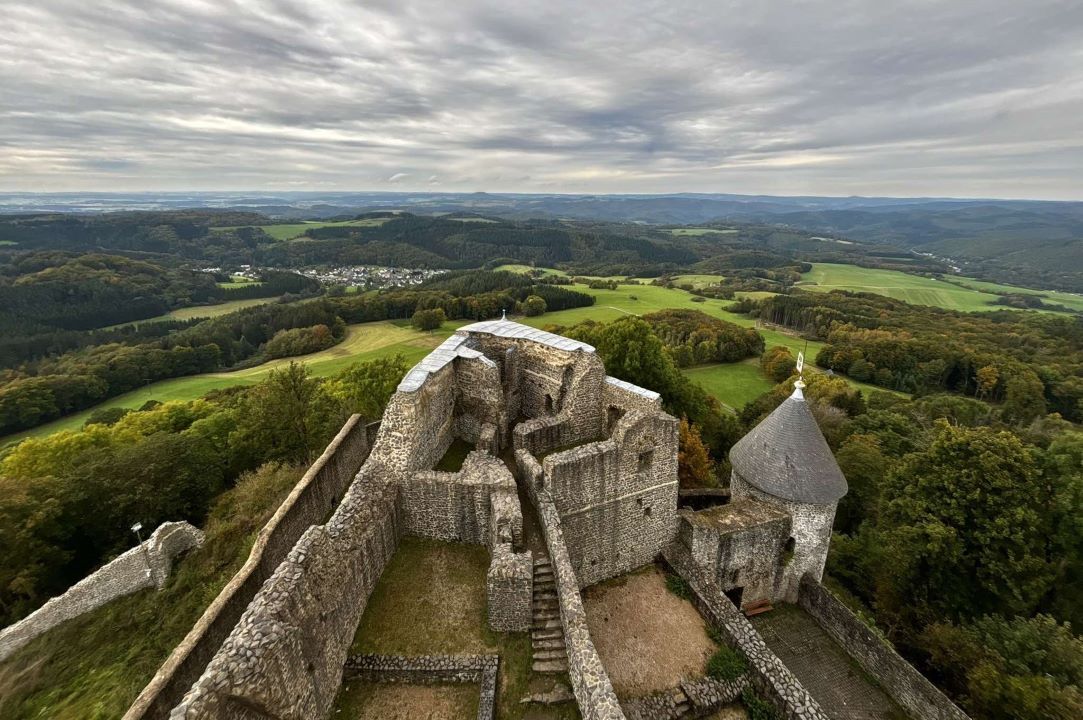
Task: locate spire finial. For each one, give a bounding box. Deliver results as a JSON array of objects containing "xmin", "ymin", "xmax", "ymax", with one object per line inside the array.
[
  {"xmin": 792, "ymin": 351, "xmax": 806, "ymax": 400},
  {"xmin": 501, "ymin": 308, "xmax": 507, "ymax": 320}
]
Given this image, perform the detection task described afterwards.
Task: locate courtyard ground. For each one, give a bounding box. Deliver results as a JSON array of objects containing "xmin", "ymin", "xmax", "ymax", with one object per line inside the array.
[
  {"xmin": 336, "ymin": 536, "xmax": 579, "ymax": 720},
  {"xmin": 751, "ymin": 605, "xmax": 906, "ymax": 720},
  {"xmin": 334, "ymin": 682, "xmax": 479, "ymax": 720},
  {"xmin": 582, "ymin": 565, "xmax": 716, "ymax": 698}
]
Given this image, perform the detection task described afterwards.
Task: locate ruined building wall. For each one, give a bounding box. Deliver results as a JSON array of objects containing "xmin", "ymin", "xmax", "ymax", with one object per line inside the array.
[
  {"xmin": 171, "ymin": 464, "xmax": 401, "ymax": 720},
  {"xmin": 517, "ymin": 451, "xmax": 626, "ymax": 720},
  {"xmin": 454, "ymin": 355, "xmax": 507, "ymax": 449},
  {"xmin": 676, "ymin": 503, "xmax": 791, "ymax": 608},
  {"xmin": 0, "ymin": 521, "xmax": 203, "ymax": 664},
  {"xmin": 373, "ymin": 364, "xmax": 456, "ymax": 477},
  {"xmin": 731, "ymin": 472, "xmax": 835, "ymax": 603},
  {"xmin": 125, "ymin": 415, "xmax": 375, "ymax": 720},
  {"xmin": 543, "ymin": 410, "xmax": 679, "ymax": 587}
]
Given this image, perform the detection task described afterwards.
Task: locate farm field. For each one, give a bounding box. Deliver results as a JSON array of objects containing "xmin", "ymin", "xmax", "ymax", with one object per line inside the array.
[
  {"xmin": 493, "ymin": 264, "xmax": 570, "ymax": 277},
  {"xmin": 0, "ymin": 321, "xmax": 463, "ymax": 445},
  {"xmin": 213, "ymin": 217, "xmax": 391, "ymax": 241},
  {"xmin": 167, "ymin": 298, "xmax": 275, "ymax": 321},
  {"xmin": 943, "ymin": 277, "xmax": 1083, "ymax": 312},
  {"xmin": 215, "ymin": 276, "xmax": 263, "ymax": 289},
  {"xmin": 682, "ymin": 360, "xmax": 774, "ymax": 411}
]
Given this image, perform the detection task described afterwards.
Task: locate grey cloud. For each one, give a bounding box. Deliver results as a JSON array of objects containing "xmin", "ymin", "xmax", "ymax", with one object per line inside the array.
[{"xmin": 0, "ymin": 0, "xmax": 1081, "ymax": 198}]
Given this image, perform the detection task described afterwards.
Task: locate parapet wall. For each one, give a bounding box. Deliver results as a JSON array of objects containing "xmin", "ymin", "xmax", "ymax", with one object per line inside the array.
[
  {"xmin": 518, "ymin": 450, "xmax": 626, "ymax": 720},
  {"xmin": 663, "ymin": 539, "xmax": 830, "ymax": 720},
  {"xmin": 798, "ymin": 576, "xmax": 970, "ymax": 720},
  {"xmin": 171, "ymin": 465, "xmax": 401, "ymax": 719},
  {"xmin": 0, "ymin": 521, "xmax": 203, "ymax": 664},
  {"xmin": 125, "ymin": 415, "xmax": 375, "ymax": 720}
]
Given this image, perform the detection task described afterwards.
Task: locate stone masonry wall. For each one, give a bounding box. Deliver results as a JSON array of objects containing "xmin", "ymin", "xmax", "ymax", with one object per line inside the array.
[
  {"xmin": 0, "ymin": 521, "xmax": 203, "ymax": 664},
  {"xmin": 543, "ymin": 410, "xmax": 679, "ymax": 587},
  {"xmin": 731, "ymin": 473, "xmax": 835, "ymax": 603},
  {"xmin": 343, "ymin": 654, "xmax": 499, "ymax": 720},
  {"xmin": 663, "ymin": 539, "xmax": 830, "ymax": 720},
  {"xmin": 373, "ymin": 363, "xmax": 456, "ymax": 477},
  {"xmin": 125, "ymin": 415, "xmax": 374, "ymax": 720},
  {"xmin": 678, "ymin": 504, "xmax": 791, "ymax": 608},
  {"xmin": 798, "ymin": 577, "xmax": 970, "ymax": 720},
  {"xmin": 518, "ymin": 450, "xmax": 626, "ymax": 720},
  {"xmin": 170, "ymin": 464, "xmax": 401, "ymax": 719},
  {"xmin": 454, "ymin": 354, "xmax": 507, "ymax": 449}
]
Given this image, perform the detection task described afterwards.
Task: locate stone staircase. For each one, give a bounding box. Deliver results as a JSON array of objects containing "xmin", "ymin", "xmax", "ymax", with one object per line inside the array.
[{"xmin": 530, "ymin": 554, "xmax": 568, "ymax": 674}]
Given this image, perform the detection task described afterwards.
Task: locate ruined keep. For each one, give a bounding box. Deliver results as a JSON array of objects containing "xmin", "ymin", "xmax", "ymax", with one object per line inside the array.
[{"xmin": 123, "ymin": 318, "xmax": 966, "ymax": 720}]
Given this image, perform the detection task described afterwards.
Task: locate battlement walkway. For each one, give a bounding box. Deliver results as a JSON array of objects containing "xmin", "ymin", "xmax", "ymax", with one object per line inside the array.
[{"xmin": 751, "ymin": 605, "xmax": 905, "ymax": 720}]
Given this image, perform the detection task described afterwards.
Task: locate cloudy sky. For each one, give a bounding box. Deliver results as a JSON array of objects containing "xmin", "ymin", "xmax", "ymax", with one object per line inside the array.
[{"xmin": 2, "ymin": 0, "xmax": 1082, "ymax": 199}]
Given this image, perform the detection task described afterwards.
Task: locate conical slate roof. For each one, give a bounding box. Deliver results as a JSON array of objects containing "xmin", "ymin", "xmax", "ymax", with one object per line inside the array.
[{"xmin": 729, "ymin": 389, "xmax": 847, "ymax": 504}]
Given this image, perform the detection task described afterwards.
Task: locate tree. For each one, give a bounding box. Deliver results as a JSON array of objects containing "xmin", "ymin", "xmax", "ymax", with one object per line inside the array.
[
  {"xmin": 976, "ymin": 365, "xmax": 999, "ymax": 400},
  {"xmin": 922, "ymin": 615, "xmax": 1083, "ymax": 720},
  {"xmin": 678, "ymin": 417, "xmax": 714, "ymax": 487},
  {"xmin": 1002, "ymin": 370, "xmax": 1047, "ymax": 424},
  {"xmin": 521, "ymin": 294, "xmax": 547, "ymax": 317},
  {"xmin": 760, "ymin": 346, "xmax": 796, "ymax": 382},
  {"xmin": 867, "ymin": 422, "xmax": 1054, "ymax": 632},
  {"xmin": 411, "ymin": 307, "xmax": 446, "ymax": 331}
]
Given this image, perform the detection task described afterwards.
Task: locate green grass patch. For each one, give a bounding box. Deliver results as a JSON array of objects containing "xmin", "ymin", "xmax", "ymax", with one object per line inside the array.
[
  {"xmin": 706, "ymin": 645, "xmax": 748, "ymax": 681},
  {"xmin": 799, "ymin": 263, "xmax": 1076, "ymax": 314},
  {"xmin": 665, "ymin": 573, "xmax": 692, "ymax": 601},
  {"xmin": 344, "ymin": 537, "xmax": 577, "ymax": 719},
  {"xmin": 493, "ymin": 264, "xmax": 570, "ymax": 278},
  {"xmin": 682, "ymin": 360, "xmax": 775, "ymax": 412},
  {"xmin": 0, "ymin": 463, "xmax": 303, "ymax": 720}
]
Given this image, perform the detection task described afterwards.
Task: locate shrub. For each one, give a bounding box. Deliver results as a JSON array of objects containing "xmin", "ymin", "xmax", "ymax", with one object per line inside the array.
[
  {"xmin": 411, "ymin": 307, "xmax": 446, "ymax": 331},
  {"xmin": 741, "ymin": 687, "xmax": 780, "ymax": 720},
  {"xmin": 706, "ymin": 645, "xmax": 748, "ymax": 680},
  {"xmin": 665, "ymin": 573, "xmax": 692, "ymax": 601}
]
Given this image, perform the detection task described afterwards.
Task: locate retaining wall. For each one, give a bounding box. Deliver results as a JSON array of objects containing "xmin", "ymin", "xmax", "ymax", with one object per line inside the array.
[
  {"xmin": 0, "ymin": 521, "xmax": 203, "ymax": 663},
  {"xmin": 124, "ymin": 414, "xmax": 375, "ymax": 720},
  {"xmin": 663, "ymin": 539, "xmax": 830, "ymax": 720},
  {"xmin": 798, "ymin": 576, "xmax": 970, "ymax": 720}
]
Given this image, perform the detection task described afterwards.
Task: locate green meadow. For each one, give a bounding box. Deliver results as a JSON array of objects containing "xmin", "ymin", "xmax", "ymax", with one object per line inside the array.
[{"xmin": 664, "ymin": 227, "xmax": 738, "ymax": 236}]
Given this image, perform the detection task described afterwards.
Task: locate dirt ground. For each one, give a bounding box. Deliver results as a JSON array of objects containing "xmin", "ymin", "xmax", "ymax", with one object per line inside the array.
[
  {"xmin": 334, "ymin": 681, "xmax": 479, "ymax": 719},
  {"xmin": 582, "ymin": 566, "xmax": 716, "ymax": 697}
]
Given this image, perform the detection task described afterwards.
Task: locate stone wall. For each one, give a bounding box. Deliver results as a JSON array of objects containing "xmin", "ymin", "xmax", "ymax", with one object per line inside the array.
[
  {"xmin": 731, "ymin": 473, "xmax": 835, "ymax": 603},
  {"xmin": 171, "ymin": 465, "xmax": 401, "ymax": 719},
  {"xmin": 0, "ymin": 521, "xmax": 203, "ymax": 664},
  {"xmin": 454, "ymin": 354, "xmax": 507, "ymax": 449},
  {"xmin": 623, "ymin": 675, "xmax": 749, "ymax": 720},
  {"xmin": 126, "ymin": 415, "xmax": 375, "ymax": 720},
  {"xmin": 374, "ymin": 362, "xmax": 457, "ymax": 477},
  {"xmin": 398, "ymin": 452, "xmax": 512, "ymax": 545},
  {"xmin": 543, "ymin": 410, "xmax": 679, "ymax": 587},
  {"xmin": 663, "ymin": 539, "xmax": 830, "ymax": 720},
  {"xmin": 343, "ymin": 653, "xmax": 499, "ymax": 720},
  {"xmin": 677, "ymin": 502, "xmax": 791, "ymax": 608},
  {"xmin": 798, "ymin": 577, "xmax": 970, "ymax": 720},
  {"xmin": 518, "ymin": 450, "xmax": 626, "ymax": 720}
]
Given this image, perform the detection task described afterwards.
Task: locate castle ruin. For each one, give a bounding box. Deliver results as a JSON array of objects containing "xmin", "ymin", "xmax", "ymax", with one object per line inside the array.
[{"xmin": 112, "ymin": 318, "xmax": 968, "ymax": 720}]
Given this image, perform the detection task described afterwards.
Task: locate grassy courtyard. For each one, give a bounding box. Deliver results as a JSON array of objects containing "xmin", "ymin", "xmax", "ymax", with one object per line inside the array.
[{"xmin": 341, "ymin": 537, "xmax": 578, "ymax": 719}]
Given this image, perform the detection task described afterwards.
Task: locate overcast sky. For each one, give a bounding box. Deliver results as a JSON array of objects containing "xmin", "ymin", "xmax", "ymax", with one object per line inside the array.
[{"xmin": 2, "ymin": 0, "xmax": 1082, "ymax": 199}]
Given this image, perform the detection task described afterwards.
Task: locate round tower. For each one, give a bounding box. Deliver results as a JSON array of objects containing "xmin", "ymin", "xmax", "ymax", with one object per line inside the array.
[{"xmin": 728, "ymin": 383, "xmax": 847, "ymax": 602}]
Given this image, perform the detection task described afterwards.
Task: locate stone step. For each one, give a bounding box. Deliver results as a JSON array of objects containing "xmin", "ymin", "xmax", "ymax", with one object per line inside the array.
[
  {"xmin": 533, "ymin": 581, "xmax": 556, "ymax": 593},
  {"xmin": 531, "ymin": 628, "xmax": 563, "ymax": 641},
  {"xmin": 533, "ymin": 599, "xmax": 559, "ymax": 611},
  {"xmin": 533, "ymin": 610, "xmax": 560, "ymax": 622},
  {"xmin": 532, "ymin": 659, "xmax": 568, "ymax": 674},
  {"xmin": 532, "ymin": 637, "xmax": 566, "ymax": 651},
  {"xmin": 533, "ymin": 589, "xmax": 557, "ymax": 600},
  {"xmin": 533, "ymin": 556, "xmax": 551, "ymax": 567},
  {"xmin": 532, "ymin": 618, "xmax": 562, "ymax": 631},
  {"xmin": 533, "ymin": 648, "xmax": 567, "ymax": 662},
  {"xmin": 533, "ymin": 567, "xmax": 554, "ymax": 578}
]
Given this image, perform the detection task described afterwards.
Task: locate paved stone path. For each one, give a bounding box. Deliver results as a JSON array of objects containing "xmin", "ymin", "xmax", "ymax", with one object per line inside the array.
[{"xmin": 752, "ymin": 607, "xmax": 905, "ymax": 720}]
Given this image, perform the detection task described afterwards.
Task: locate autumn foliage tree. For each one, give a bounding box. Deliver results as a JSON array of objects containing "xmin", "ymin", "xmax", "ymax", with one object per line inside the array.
[{"xmin": 678, "ymin": 417, "xmax": 715, "ymax": 487}]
